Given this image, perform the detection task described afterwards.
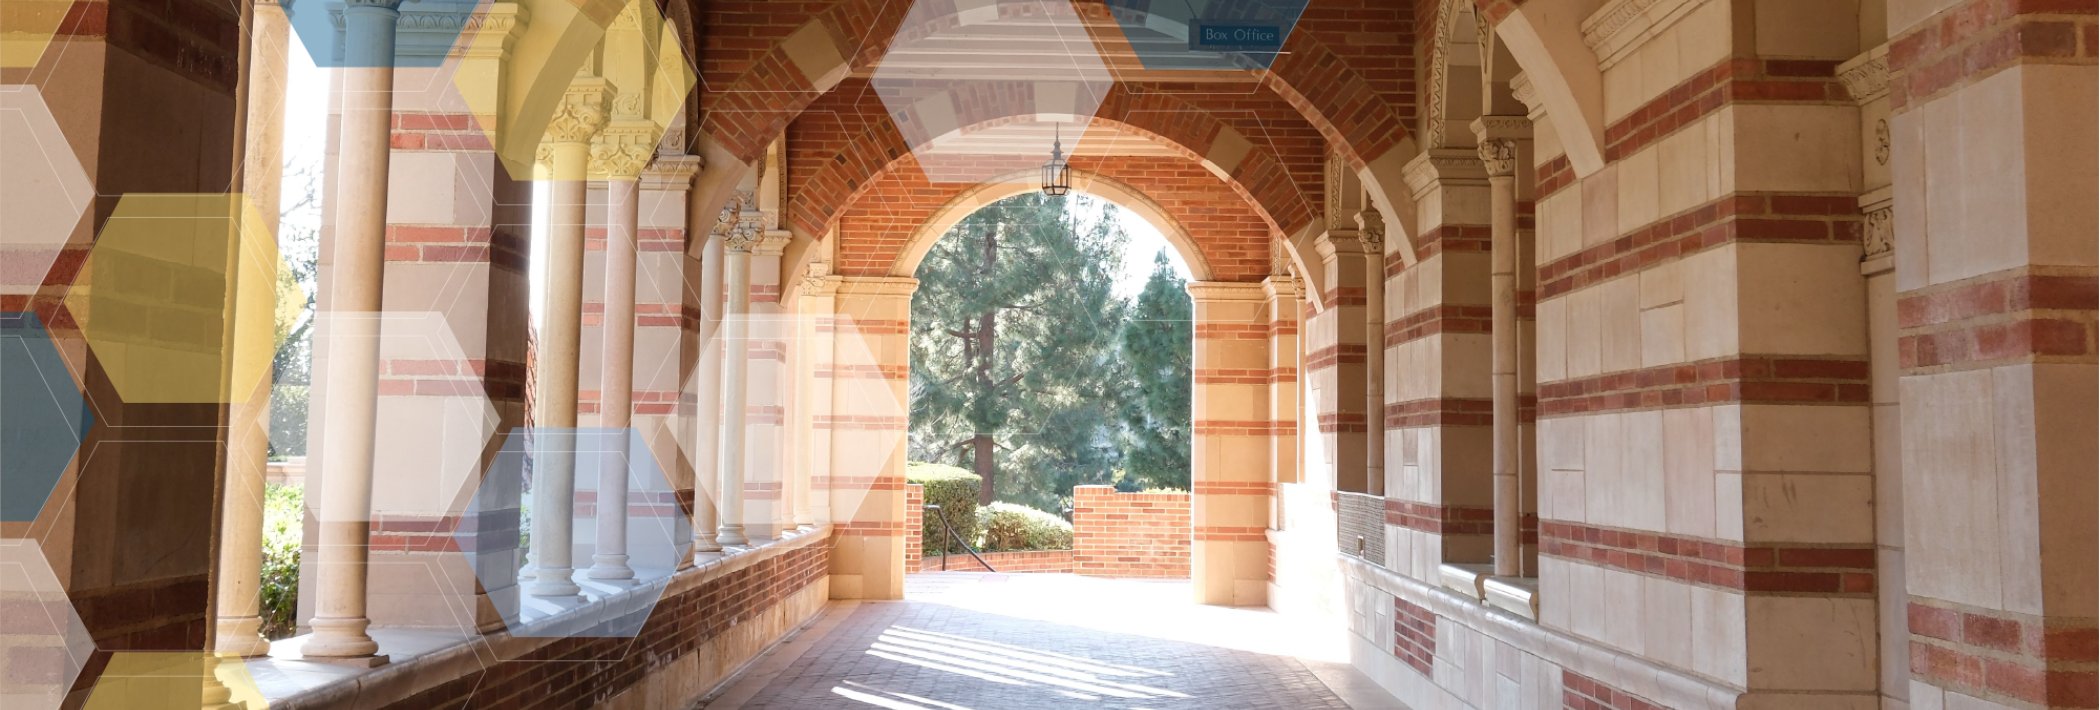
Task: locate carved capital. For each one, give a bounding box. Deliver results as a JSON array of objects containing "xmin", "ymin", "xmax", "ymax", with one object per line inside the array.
[
  {"xmin": 715, "ymin": 190, "xmax": 765, "ymax": 253},
  {"xmin": 590, "ymin": 121, "xmax": 658, "ymax": 179},
  {"xmin": 1510, "ymin": 72, "xmax": 1539, "ymax": 113},
  {"xmin": 641, "ymin": 154, "xmax": 703, "ymax": 191},
  {"xmin": 800, "ymin": 262, "xmax": 838, "ymax": 295},
  {"xmin": 1476, "ymin": 139, "xmax": 1519, "ymax": 178},
  {"xmin": 1837, "ymin": 46, "xmax": 1890, "ymax": 105},
  {"xmin": 546, "ymin": 79, "xmax": 613, "ymax": 144},
  {"xmin": 1863, "ymin": 205, "xmax": 1893, "ymax": 259},
  {"xmin": 1355, "ymin": 206, "xmax": 1386, "ymax": 248}
]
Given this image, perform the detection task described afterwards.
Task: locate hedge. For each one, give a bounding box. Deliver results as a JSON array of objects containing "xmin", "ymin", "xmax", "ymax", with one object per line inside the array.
[
  {"xmin": 907, "ymin": 462, "xmax": 981, "ymax": 555},
  {"xmin": 976, "ymin": 502, "xmax": 1073, "ymax": 551}
]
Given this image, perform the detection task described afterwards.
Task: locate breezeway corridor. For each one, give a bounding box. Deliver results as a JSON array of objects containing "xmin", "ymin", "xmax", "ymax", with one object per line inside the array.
[{"xmin": 701, "ymin": 574, "xmax": 1408, "ymax": 710}]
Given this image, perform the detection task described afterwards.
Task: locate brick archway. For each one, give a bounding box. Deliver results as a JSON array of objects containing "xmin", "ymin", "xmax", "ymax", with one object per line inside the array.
[{"xmin": 884, "ymin": 167, "xmax": 1217, "ymax": 281}]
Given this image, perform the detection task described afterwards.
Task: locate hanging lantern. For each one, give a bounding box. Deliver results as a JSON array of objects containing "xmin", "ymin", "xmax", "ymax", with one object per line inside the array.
[{"xmin": 1040, "ymin": 123, "xmax": 1071, "ymax": 197}]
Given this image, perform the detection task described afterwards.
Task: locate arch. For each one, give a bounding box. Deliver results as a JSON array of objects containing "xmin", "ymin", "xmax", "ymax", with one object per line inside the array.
[
  {"xmin": 1480, "ymin": 0, "xmax": 1609, "ymax": 174},
  {"xmin": 786, "ymin": 83, "xmax": 1316, "ymax": 247},
  {"xmin": 888, "ymin": 168, "xmax": 1217, "ymax": 282}
]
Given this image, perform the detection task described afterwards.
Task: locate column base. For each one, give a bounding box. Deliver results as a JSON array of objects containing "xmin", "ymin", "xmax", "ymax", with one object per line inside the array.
[
  {"xmin": 717, "ymin": 526, "xmax": 749, "ymax": 547},
  {"xmin": 528, "ymin": 568, "xmax": 583, "ymax": 597},
  {"xmin": 586, "ymin": 555, "xmax": 635, "ymax": 581},
  {"xmin": 211, "ymin": 616, "xmax": 274, "ymax": 657},
  {"xmin": 300, "ymin": 617, "xmax": 385, "ymax": 663}
]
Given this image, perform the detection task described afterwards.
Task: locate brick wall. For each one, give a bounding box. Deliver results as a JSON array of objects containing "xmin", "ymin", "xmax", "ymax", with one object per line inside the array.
[
  {"xmin": 904, "ymin": 484, "xmax": 922, "ymax": 571},
  {"xmin": 1072, "ymin": 486, "xmax": 1191, "ymax": 578},
  {"xmin": 917, "ymin": 549, "xmax": 1074, "ymax": 574}
]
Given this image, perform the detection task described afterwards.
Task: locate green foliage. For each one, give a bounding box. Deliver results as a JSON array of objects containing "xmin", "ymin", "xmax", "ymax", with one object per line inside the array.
[
  {"xmin": 1118, "ymin": 250, "xmax": 1193, "ymax": 490},
  {"xmin": 908, "ymin": 193, "xmax": 1132, "ymax": 512},
  {"xmin": 975, "ymin": 502, "xmax": 1074, "ymax": 551},
  {"xmin": 260, "ymin": 483, "xmax": 303, "ymax": 640},
  {"xmin": 268, "ymin": 385, "xmax": 309, "ymax": 461},
  {"xmin": 907, "ymin": 462, "xmax": 981, "ymax": 555}
]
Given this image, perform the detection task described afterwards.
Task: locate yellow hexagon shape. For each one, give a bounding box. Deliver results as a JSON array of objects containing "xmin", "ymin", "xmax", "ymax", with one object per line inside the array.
[
  {"xmin": 451, "ymin": 0, "xmax": 695, "ymax": 180},
  {"xmin": 0, "ymin": 0, "xmax": 77, "ymax": 68},
  {"xmin": 63, "ymin": 194, "xmax": 287, "ymax": 404},
  {"xmin": 81, "ymin": 652, "xmax": 267, "ymax": 710}
]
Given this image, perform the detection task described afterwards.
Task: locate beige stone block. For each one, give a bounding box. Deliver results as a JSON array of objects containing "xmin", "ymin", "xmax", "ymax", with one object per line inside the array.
[
  {"xmin": 1636, "ymin": 31, "xmax": 1683, "ymax": 113},
  {"xmin": 1663, "ymin": 406, "xmax": 1717, "ymax": 538},
  {"xmin": 1742, "ymin": 404, "xmax": 1873, "ymax": 473},
  {"xmin": 1602, "ymin": 567, "xmax": 1645, "ymax": 653},
  {"xmin": 1681, "ymin": 246, "xmax": 1740, "ymax": 361},
  {"xmin": 1535, "ymin": 112, "xmax": 1566, "ymax": 163},
  {"xmin": 1732, "ymin": 104, "xmax": 1860, "ymax": 194},
  {"xmin": 1569, "ymin": 559, "xmax": 1607, "ymax": 642},
  {"xmin": 1879, "ymin": 549, "xmax": 1912, "ymax": 696},
  {"xmin": 1867, "ymin": 274, "xmax": 1900, "ymax": 400},
  {"xmin": 1746, "ymin": 595, "xmax": 1877, "ymax": 691},
  {"xmin": 1988, "ymin": 365, "xmax": 2045, "ymax": 615},
  {"xmin": 1901, "ymin": 369, "xmax": 2011, "ymax": 604},
  {"xmin": 1443, "ymin": 251, "xmax": 1493, "ymax": 306},
  {"xmin": 1715, "ymin": 471, "xmax": 1746, "ymax": 541},
  {"xmin": 1616, "ymin": 146, "xmax": 1661, "ymax": 232},
  {"xmin": 1538, "ymin": 295, "xmax": 1568, "ymax": 382},
  {"xmin": 1676, "ymin": 1, "xmax": 1734, "ymax": 78},
  {"xmin": 1940, "ymin": 71, "xmax": 2031, "ymax": 284},
  {"xmin": 1742, "ymin": 472, "xmax": 1876, "ymax": 544},
  {"xmin": 2030, "ymin": 363, "xmax": 2099, "ymax": 612},
  {"xmin": 1584, "ymin": 412, "xmax": 1624, "ymax": 526},
  {"xmin": 1567, "ymin": 286, "xmax": 1603, "ymax": 379},
  {"xmin": 1623, "ymin": 409, "xmax": 1668, "ymax": 531},
  {"xmin": 386, "ymin": 151, "xmax": 490, "ymax": 225},
  {"xmin": 1691, "ymin": 585, "xmax": 1749, "ymax": 685},
  {"xmin": 1641, "ymin": 574, "xmax": 1695, "ymax": 671},
  {"xmin": 1639, "ymin": 303, "xmax": 1685, "ymax": 368},
  {"xmin": 1657, "ymin": 117, "xmax": 1714, "ymax": 219},
  {"xmin": 1541, "ymin": 415, "xmax": 1586, "ymax": 473},
  {"xmin": 1639, "ymin": 260, "xmax": 1684, "ymax": 309},
  {"xmin": 2020, "ymin": 66, "xmax": 2100, "ymax": 269},
  {"xmin": 1908, "ymin": 96, "xmax": 1959, "ymax": 291},
  {"xmin": 1754, "ymin": 0, "xmax": 1861, "ymax": 57},
  {"xmin": 1604, "ymin": 53, "xmax": 1644, "ymax": 125},
  {"xmin": 1538, "ymin": 556, "xmax": 1571, "ymax": 631},
  {"xmin": 1582, "ymin": 164, "xmax": 1620, "ymax": 250},
  {"xmin": 1888, "ymin": 0, "xmax": 1965, "ymax": 35},
  {"xmin": 1872, "ymin": 404, "xmax": 1905, "ymax": 545},
  {"xmin": 1544, "ymin": 466, "xmax": 1587, "ymax": 523},
  {"xmin": 1600, "ymin": 276, "xmax": 1643, "ymax": 373},
  {"xmin": 1443, "ymin": 334, "xmax": 1495, "ymax": 400}
]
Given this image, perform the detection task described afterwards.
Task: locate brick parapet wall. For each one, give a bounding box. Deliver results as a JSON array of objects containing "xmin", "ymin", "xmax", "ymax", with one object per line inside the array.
[
  {"xmin": 917, "ymin": 549, "xmax": 1074, "ymax": 574},
  {"xmin": 904, "ymin": 484, "xmax": 922, "ymax": 572},
  {"xmin": 1072, "ymin": 486, "xmax": 1191, "ymax": 578}
]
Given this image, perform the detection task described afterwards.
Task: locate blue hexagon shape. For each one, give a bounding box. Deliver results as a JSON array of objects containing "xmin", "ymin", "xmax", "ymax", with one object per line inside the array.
[
  {"xmin": 284, "ymin": 0, "xmax": 481, "ymax": 69},
  {"xmin": 2, "ymin": 312, "xmax": 92, "ymax": 522},
  {"xmin": 1098, "ymin": 0, "xmax": 1311, "ymax": 71},
  {"xmin": 457, "ymin": 427, "xmax": 685, "ymax": 640}
]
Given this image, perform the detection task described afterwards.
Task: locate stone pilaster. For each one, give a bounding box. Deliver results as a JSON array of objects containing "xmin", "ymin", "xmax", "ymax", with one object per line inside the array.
[
  {"xmin": 1188, "ymin": 282, "xmax": 1277, "ymax": 607},
  {"xmin": 824, "ymin": 276, "xmax": 915, "ymax": 600}
]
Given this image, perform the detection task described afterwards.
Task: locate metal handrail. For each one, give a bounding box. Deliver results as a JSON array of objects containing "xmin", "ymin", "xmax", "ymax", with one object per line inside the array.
[{"xmin": 923, "ymin": 504, "xmax": 996, "ymax": 572}]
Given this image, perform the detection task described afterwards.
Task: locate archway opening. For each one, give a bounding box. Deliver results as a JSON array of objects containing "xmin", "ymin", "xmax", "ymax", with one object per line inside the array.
[{"xmin": 901, "ymin": 190, "xmax": 1196, "ymax": 577}]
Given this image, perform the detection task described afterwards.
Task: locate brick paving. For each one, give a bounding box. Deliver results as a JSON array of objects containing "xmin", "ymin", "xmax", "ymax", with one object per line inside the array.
[{"xmin": 710, "ymin": 573, "xmax": 1391, "ymax": 710}]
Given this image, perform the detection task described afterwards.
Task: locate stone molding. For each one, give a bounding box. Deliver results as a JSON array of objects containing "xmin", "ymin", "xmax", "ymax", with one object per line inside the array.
[
  {"xmin": 1186, "ymin": 281, "xmax": 1269, "ymax": 303},
  {"xmin": 1580, "ymin": 0, "xmax": 1712, "ymax": 70},
  {"xmin": 546, "ymin": 78, "xmax": 614, "ymax": 144},
  {"xmin": 589, "ymin": 121, "xmax": 659, "ymax": 179},
  {"xmin": 328, "ymin": 2, "xmax": 528, "ymax": 59},
  {"xmin": 1402, "ymin": 148, "xmax": 1490, "ymax": 198},
  {"xmin": 1510, "ymin": 72, "xmax": 1541, "ymax": 116},
  {"xmin": 1837, "ymin": 45, "xmax": 1889, "ymax": 105},
  {"xmin": 641, "ymin": 154, "xmax": 702, "ymax": 191}
]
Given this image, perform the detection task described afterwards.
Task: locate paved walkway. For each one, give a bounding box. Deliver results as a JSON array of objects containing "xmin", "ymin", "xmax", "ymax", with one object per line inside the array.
[{"xmin": 703, "ymin": 573, "xmax": 1408, "ymax": 710}]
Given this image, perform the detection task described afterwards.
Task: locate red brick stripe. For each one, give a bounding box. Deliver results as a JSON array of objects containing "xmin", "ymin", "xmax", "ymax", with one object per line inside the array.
[
  {"xmin": 816, "ymin": 363, "xmax": 909, "ymax": 380},
  {"xmin": 812, "ymin": 475, "xmax": 905, "ymax": 491},
  {"xmin": 1306, "ymin": 343, "xmax": 1368, "ymax": 370},
  {"xmin": 1534, "ymin": 154, "xmax": 1576, "ymax": 201},
  {"xmin": 1322, "ymin": 287, "xmax": 1369, "ymax": 309},
  {"xmin": 1909, "ymin": 599, "xmax": 2099, "ymax": 707},
  {"xmin": 1385, "ymin": 303, "xmax": 1492, "ymax": 348},
  {"xmin": 1563, "ymin": 669, "xmax": 1664, "ymax": 710},
  {"xmin": 1605, "ymin": 58, "xmax": 1848, "ymax": 163},
  {"xmin": 1897, "ymin": 270, "xmax": 2099, "ymax": 371},
  {"xmin": 1193, "ymin": 419, "xmax": 1294, "ymax": 436},
  {"xmin": 1888, "ymin": 0, "xmax": 2099, "ymax": 113},
  {"xmin": 1541, "ymin": 521, "xmax": 1876, "ymax": 594},
  {"xmin": 1538, "ymin": 193, "xmax": 1861, "ymax": 299},
  {"xmin": 1190, "ymin": 481, "xmax": 1274, "ymax": 496},
  {"xmin": 1405, "ymin": 224, "xmax": 1493, "ymax": 265},
  {"xmin": 1539, "ymin": 355, "xmax": 1869, "ymax": 416},
  {"xmin": 825, "ymin": 318, "xmax": 909, "ymax": 335},
  {"xmin": 1393, "ymin": 597, "xmax": 1437, "ymax": 675},
  {"xmin": 1193, "ymin": 525, "xmax": 1266, "ymax": 542},
  {"xmin": 1316, "ymin": 411, "xmax": 1368, "ymax": 434},
  {"xmin": 1385, "ymin": 500, "xmax": 1495, "ymax": 535},
  {"xmin": 812, "ymin": 415, "xmax": 906, "ymax": 430}
]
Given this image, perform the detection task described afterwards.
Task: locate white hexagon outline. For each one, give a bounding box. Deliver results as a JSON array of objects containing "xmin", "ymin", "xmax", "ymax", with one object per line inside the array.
[
  {"xmin": 0, "ymin": 85, "xmax": 94, "ymax": 296},
  {"xmin": 0, "ymin": 539, "xmax": 96, "ymax": 710}
]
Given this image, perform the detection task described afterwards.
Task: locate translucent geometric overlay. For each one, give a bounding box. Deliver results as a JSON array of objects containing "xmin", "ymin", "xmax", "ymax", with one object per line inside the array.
[
  {"xmin": 79, "ymin": 652, "xmax": 267, "ymax": 710},
  {"xmin": 62, "ymin": 194, "xmax": 286, "ymax": 405},
  {"xmin": 0, "ymin": 0, "xmax": 75, "ymax": 68},
  {"xmin": 872, "ymin": 0, "xmax": 1112, "ymax": 184},
  {"xmin": 458, "ymin": 427, "xmax": 682, "ymax": 639},
  {"xmin": 310, "ymin": 312, "xmax": 499, "ymax": 523},
  {"xmin": 1, "ymin": 312, "xmax": 91, "ymax": 523},
  {"xmin": 1098, "ymin": 0, "xmax": 1311, "ymax": 71},
  {"xmin": 0, "ymin": 86, "xmax": 95, "ymax": 295},
  {"xmin": 283, "ymin": 0, "xmax": 480, "ymax": 69},
  {"xmin": 0, "ymin": 539, "xmax": 96, "ymax": 710}
]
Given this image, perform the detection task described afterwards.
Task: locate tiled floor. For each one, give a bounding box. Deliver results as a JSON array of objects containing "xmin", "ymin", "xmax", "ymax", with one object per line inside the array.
[{"xmin": 704, "ymin": 573, "xmax": 1410, "ymax": 710}]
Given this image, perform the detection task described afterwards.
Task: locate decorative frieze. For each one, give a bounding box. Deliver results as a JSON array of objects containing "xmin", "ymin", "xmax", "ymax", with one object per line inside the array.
[
  {"xmin": 1837, "ymin": 46, "xmax": 1889, "ymax": 104},
  {"xmin": 589, "ymin": 121, "xmax": 658, "ymax": 179},
  {"xmin": 1580, "ymin": 0, "xmax": 1708, "ymax": 70},
  {"xmin": 546, "ymin": 79, "xmax": 613, "ymax": 144},
  {"xmin": 1862, "ymin": 205, "xmax": 1893, "ymax": 258}
]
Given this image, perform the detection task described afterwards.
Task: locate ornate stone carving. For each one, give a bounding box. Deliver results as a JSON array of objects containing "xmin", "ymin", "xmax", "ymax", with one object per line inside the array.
[
  {"xmin": 1477, "ymin": 138, "xmax": 1518, "ymax": 177},
  {"xmin": 1862, "ymin": 205, "xmax": 1893, "ymax": 258},
  {"xmin": 1510, "ymin": 72, "xmax": 1538, "ymax": 113},
  {"xmin": 1874, "ymin": 118, "xmax": 1890, "ymax": 166},
  {"xmin": 612, "ymin": 93, "xmax": 644, "ymax": 119},
  {"xmin": 1355, "ymin": 206, "xmax": 1385, "ymax": 250},
  {"xmin": 800, "ymin": 261, "xmax": 837, "ymax": 295},
  {"xmin": 590, "ymin": 122, "xmax": 658, "ymax": 178},
  {"xmin": 716, "ymin": 190, "xmax": 765, "ymax": 253},
  {"xmin": 545, "ymin": 82, "xmax": 612, "ymax": 144},
  {"xmin": 1580, "ymin": 0, "xmax": 1701, "ymax": 69},
  {"xmin": 1837, "ymin": 49, "xmax": 1889, "ymax": 104},
  {"xmin": 1423, "ymin": 0, "xmax": 1460, "ymax": 149}
]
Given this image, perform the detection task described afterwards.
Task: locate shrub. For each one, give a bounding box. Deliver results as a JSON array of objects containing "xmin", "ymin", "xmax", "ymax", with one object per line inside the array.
[
  {"xmin": 976, "ymin": 502, "xmax": 1073, "ymax": 551},
  {"xmin": 260, "ymin": 482, "xmax": 303, "ymax": 639},
  {"xmin": 907, "ymin": 462, "xmax": 981, "ymax": 555}
]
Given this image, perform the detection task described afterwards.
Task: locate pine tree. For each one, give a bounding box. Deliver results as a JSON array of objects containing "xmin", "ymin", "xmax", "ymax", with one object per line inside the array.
[
  {"xmin": 908, "ymin": 193, "xmax": 1131, "ymax": 510},
  {"xmin": 1118, "ymin": 250, "xmax": 1193, "ymax": 490}
]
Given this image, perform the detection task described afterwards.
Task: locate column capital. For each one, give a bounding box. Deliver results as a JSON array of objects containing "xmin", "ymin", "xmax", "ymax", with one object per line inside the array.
[
  {"xmin": 1185, "ymin": 281, "xmax": 1268, "ymax": 303},
  {"xmin": 590, "ymin": 120, "xmax": 658, "ymax": 180},
  {"xmin": 546, "ymin": 77, "xmax": 614, "ymax": 145},
  {"xmin": 715, "ymin": 189, "xmax": 766, "ymax": 253},
  {"xmin": 1402, "ymin": 148, "xmax": 1489, "ymax": 198},
  {"xmin": 642, "ymin": 154, "xmax": 702, "ymax": 191},
  {"xmin": 1355, "ymin": 205, "xmax": 1385, "ymax": 251},
  {"xmin": 1475, "ymin": 138, "xmax": 1520, "ymax": 178},
  {"xmin": 1469, "ymin": 116, "xmax": 1530, "ymax": 179}
]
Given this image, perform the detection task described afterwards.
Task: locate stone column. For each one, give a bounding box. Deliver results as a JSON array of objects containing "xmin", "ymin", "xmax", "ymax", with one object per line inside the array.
[
  {"xmin": 825, "ymin": 276, "xmax": 916, "ymax": 600},
  {"xmin": 714, "ymin": 197, "xmax": 761, "ymax": 548},
  {"xmin": 1310, "ymin": 229, "xmax": 1373, "ymax": 494},
  {"xmin": 304, "ymin": 0, "xmax": 406, "ymax": 664},
  {"xmin": 212, "ymin": 0, "xmax": 290, "ymax": 658},
  {"xmin": 688, "ymin": 228, "xmax": 724, "ymax": 554},
  {"xmin": 790, "ymin": 264, "xmax": 835, "ymax": 530},
  {"xmin": 1358, "ymin": 208, "xmax": 1387, "ymax": 499},
  {"xmin": 585, "ymin": 124, "xmax": 652, "ymax": 583},
  {"xmin": 1189, "ymin": 282, "xmax": 1276, "ymax": 607},
  {"xmin": 1473, "ymin": 120, "xmax": 1525, "ymax": 578},
  {"xmin": 529, "ymin": 78, "xmax": 610, "ymax": 599}
]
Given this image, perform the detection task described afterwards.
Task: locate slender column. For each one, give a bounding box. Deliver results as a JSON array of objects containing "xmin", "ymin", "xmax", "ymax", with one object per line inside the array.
[
  {"xmin": 1478, "ymin": 136, "xmax": 1521, "ymax": 578},
  {"xmin": 792, "ymin": 267, "xmax": 835, "ymax": 530},
  {"xmin": 715, "ymin": 197, "xmax": 761, "ymax": 547},
  {"xmin": 1358, "ymin": 207, "xmax": 1386, "ymax": 498},
  {"xmin": 530, "ymin": 79, "xmax": 610, "ymax": 598},
  {"xmin": 304, "ymin": 0, "xmax": 406, "ymax": 663},
  {"xmin": 212, "ymin": 0, "xmax": 290, "ymax": 658},
  {"xmin": 587, "ymin": 148, "xmax": 647, "ymax": 581},
  {"xmin": 690, "ymin": 230, "xmax": 724, "ymax": 553}
]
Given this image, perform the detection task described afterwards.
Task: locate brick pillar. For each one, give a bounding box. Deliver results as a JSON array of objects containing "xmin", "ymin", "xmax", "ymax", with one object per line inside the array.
[
  {"xmin": 1885, "ymin": 2, "xmax": 2098, "ymax": 708},
  {"xmin": 353, "ymin": 24, "xmax": 531, "ymax": 633},
  {"xmin": 903, "ymin": 484, "xmax": 923, "ymax": 573},
  {"xmin": 824, "ymin": 276, "xmax": 915, "ymax": 600},
  {"xmin": 740, "ymin": 232, "xmax": 792, "ymax": 539},
  {"xmin": 1309, "ymin": 233, "xmax": 1374, "ymax": 495},
  {"xmin": 1188, "ymin": 282, "xmax": 1275, "ymax": 606},
  {"xmin": 1385, "ymin": 149, "xmax": 1496, "ymax": 584}
]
